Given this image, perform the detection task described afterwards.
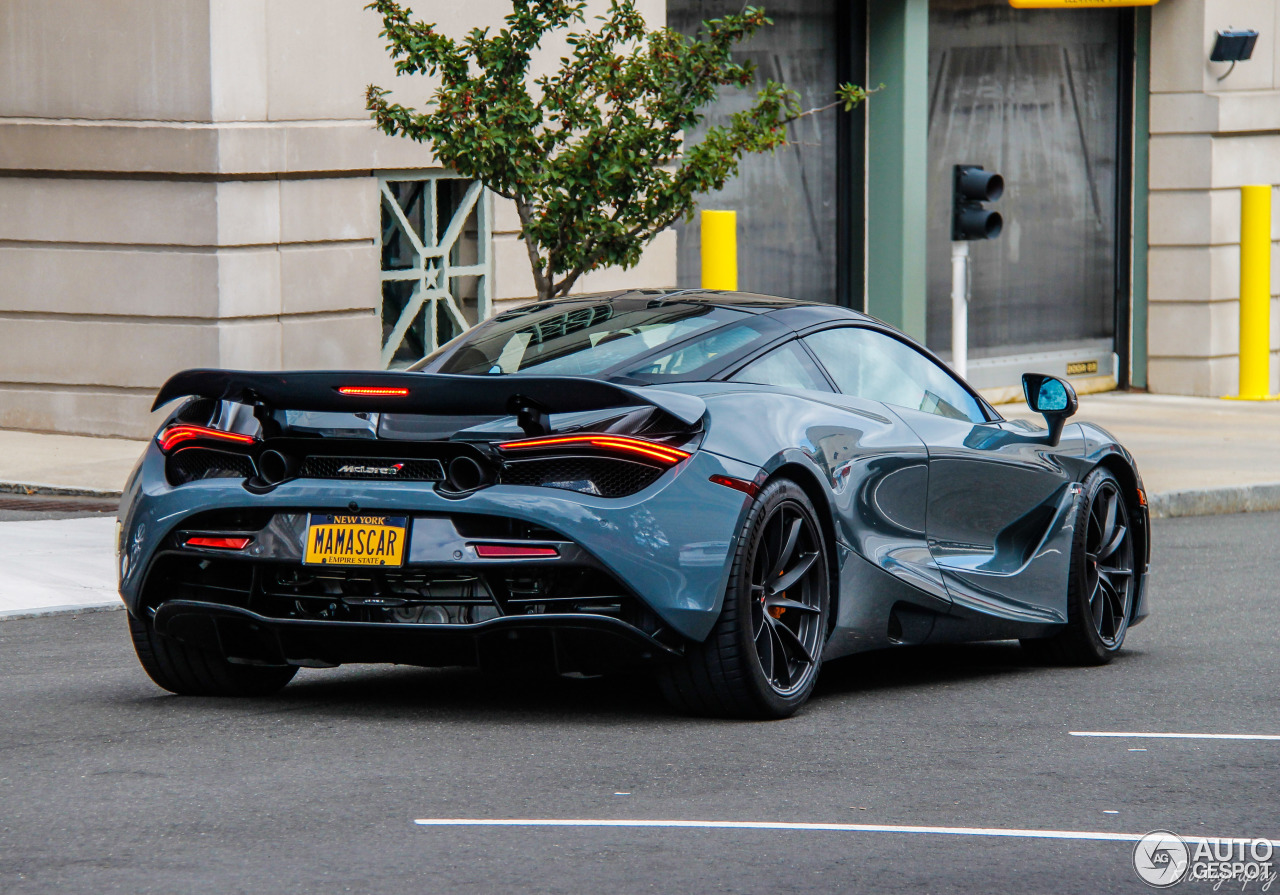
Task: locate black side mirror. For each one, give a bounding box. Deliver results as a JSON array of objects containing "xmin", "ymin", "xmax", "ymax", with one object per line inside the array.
[{"xmin": 1022, "ymin": 373, "xmax": 1078, "ymax": 447}]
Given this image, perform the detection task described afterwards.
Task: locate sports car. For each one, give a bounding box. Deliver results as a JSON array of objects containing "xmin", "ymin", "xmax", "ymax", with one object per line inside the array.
[{"xmin": 119, "ymin": 290, "xmax": 1150, "ymax": 718}]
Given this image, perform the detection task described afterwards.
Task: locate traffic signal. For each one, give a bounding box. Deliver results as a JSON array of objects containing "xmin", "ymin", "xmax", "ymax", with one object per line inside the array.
[{"xmin": 952, "ymin": 165, "xmax": 1003, "ymax": 241}]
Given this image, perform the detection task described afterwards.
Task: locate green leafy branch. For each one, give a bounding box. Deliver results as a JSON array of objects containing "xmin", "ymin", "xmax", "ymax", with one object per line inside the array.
[{"xmin": 366, "ymin": 0, "xmax": 870, "ymax": 300}]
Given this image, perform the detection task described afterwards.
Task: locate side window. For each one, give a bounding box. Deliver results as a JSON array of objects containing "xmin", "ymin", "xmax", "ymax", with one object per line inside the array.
[
  {"xmin": 729, "ymin": 341, "xmax": 832, "ymax": 392},
  {"xmin": 804, "ymin": 328, "xmax": 986, "ymax": 423}
]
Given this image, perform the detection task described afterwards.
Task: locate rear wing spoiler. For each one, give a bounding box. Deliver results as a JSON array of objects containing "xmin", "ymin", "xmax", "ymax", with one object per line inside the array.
[{"xmin": 151, "ymin": 369, "xmax": 707, "ymax": 427}]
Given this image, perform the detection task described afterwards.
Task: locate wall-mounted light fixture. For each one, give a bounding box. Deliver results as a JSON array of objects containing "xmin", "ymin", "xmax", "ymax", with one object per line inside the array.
[{"xmin": 1210, "ymin": 29, "xmax": 1259, "ymax": 81}]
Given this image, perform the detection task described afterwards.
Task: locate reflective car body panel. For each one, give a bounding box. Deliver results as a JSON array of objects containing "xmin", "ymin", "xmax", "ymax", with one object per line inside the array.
[
  {"xmin": 898, "ymin": 407, "xmax": 1075, "ymax": 622},
  {"xmin": 689, "ymin": 384, "xmax": 949, "ymax": 609}
]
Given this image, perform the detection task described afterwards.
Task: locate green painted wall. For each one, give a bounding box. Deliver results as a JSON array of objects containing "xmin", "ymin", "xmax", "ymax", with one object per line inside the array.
[{"xmin": 865, "ymin": 0, "xmax": 929, "ymax": 341}]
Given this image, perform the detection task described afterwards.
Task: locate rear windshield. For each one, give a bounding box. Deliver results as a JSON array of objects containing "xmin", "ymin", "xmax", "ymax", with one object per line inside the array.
[{"xmin": 429, "ymin": 301, "xmax": 757, "ymax": 379}]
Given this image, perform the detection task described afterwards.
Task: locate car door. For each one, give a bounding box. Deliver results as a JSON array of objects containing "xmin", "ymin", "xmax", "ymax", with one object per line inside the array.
[
  {"xmin": 803, "ymin": 326, "xmax": 1072, "ymax": 622},
  {"xmin": 726, "ymin": 339, "xmax": 950, "ymax": 620}
]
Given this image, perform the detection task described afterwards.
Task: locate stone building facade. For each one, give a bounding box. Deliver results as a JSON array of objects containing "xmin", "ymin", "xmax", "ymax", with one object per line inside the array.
[{"xmin": 0, "ymin": 0, "xmax": 1276, "ymax": 439}]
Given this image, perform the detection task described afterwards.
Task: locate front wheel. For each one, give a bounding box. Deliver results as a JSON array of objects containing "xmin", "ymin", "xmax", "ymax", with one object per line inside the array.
[
  {"xmin": 660, "ymin": 479, "xmax": 829, "ymax": 719},
  {"xmin": 129, "ymin": 612, "xmax": 297, "ymax": 696},
  {"xmin": 1021, "ymin": 467, "xmax": 1138, "ymax": 665}
]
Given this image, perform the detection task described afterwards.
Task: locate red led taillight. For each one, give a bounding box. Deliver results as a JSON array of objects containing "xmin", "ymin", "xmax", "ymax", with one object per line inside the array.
[
  {"xmin": 336, "ymin": 386, "xmax": 410, "ymax": 397},
  {"xmin": 157, "ymin": 425, "xmax": 256, "ymax": 453},
  {"xmin": 473, "ymin": 544, "xmax": 560, "ymax": 559},
  {"xmin": 497, "ymin": 434, "xmax": 690, "ymax": 466},
  {"xmin": 184, "ymin": 536, "xmax": 251, "ymax": 550}
]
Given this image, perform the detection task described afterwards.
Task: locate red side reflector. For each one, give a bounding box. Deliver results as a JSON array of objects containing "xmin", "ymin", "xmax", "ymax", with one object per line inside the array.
[
  {"xmin": 157, "ymin": 425, "xmax": 256, "ymax": 453},
  {"xmin": 336, "ymin": 386, "xmax": 410, "ymax": 397},
  {"xmin": 473, "ymin": 544, "xmax": 559, "ymax": 559},
  {"xmin": 1137, "ymin": 488, "xmax": 1147, "ymax": 507},
  {"xmin": 185, "ymin": 536, "xmax": 251, "ymax": 550},
  {"xmin": 709, "ymin": 474, "xmax": 760, "ymax": 498},
  {"xmin": 497, "ymin": 434, "xmax": 691, "ymax": 466}
]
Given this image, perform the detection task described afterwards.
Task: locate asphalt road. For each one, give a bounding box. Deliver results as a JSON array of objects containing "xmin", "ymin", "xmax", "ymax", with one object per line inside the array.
[{"xmin": 1, "ymin": 512, "xmax": 1277, "ymax": 894}]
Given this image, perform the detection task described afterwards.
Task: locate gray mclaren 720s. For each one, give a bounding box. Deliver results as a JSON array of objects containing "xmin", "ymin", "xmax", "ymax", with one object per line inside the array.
[{"xmin": 119, "ymin": 290, "xmax": 1149, "ymax": 718}]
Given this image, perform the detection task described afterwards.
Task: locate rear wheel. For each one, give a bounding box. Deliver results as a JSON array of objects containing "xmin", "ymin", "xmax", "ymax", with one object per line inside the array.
[
  {"xmin": 660, "ymin": 479, "xmax": 829, "ymax": 719},
  {"xmin": 128, "ymin": 612, "xmax": 297, "ymax": 696},
  {"xmin": 1021, "ymin": 467, "xmax": 1136, "ymax": 665}
]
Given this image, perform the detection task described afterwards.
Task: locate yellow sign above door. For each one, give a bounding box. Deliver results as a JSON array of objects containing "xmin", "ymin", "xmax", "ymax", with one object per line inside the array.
[{"xmin": 1010, "ymin": 0, "xmax": 1157, "ymax": 7}]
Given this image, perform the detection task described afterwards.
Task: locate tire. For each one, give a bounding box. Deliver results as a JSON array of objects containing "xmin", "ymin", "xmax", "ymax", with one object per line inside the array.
[
  {"xmin": 128, "ymin": 611, "xmax": 297, "ymax": 696},
  {"xmin": 659, "ymin": 478, "xmax": 830, "ymax": 719},
  {"xmin": 1021, "ymin": 467, "xmax": 1138, "ymax": 665}
]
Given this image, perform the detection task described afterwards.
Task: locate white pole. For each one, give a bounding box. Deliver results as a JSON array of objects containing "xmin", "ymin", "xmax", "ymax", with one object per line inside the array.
[{"xmin": 950, "ymin": 241, "xmax": 970, "ymax": 378}]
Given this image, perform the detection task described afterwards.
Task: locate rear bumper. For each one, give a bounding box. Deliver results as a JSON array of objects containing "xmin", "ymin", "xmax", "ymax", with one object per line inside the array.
[
  {"xmin": 152, "ymin": 600, "xmax": 679, "ymax": 672},
  {"xmin": 120, "ymin": 442, "xmax": 762, "ymax": 641}
]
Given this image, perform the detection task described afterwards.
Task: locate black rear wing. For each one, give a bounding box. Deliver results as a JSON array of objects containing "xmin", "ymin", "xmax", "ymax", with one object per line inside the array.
[{"xmin": 151, "ymin": 369, "xmax": 707, "ymax": 426}]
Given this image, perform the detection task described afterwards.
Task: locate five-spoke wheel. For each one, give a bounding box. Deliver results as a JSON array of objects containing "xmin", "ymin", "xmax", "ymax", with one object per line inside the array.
[
  {"xmin": 748, "ymin": 502, "xmax": 825, "ymax": 696},
  {"xmin": 1083, "ymin": 478, "xmax": 1134, "ymax": 650},
  {"xmin": 1022, "ymin": 466, "xmax": 1137, "ymax": 665},
  {"xmin": 659, "ymin": 478, "xmax": 829, "ymax": 718}
]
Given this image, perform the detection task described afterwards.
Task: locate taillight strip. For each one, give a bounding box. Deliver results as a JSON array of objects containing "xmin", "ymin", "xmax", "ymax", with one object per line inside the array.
[
  {"xmin": 497, "ymin": 434, "xmax": 690, "ymax": 466},
  {"xmin": 336, "ymin": 386, "xmax": 410, "ymax": 397},
  {"xmin": 157, "ymin": 425, "xmax": 256, "ymax": 453}
]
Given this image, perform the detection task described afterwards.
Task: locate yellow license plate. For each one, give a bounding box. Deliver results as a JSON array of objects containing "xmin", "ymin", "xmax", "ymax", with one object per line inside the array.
[{"xmin": 304, "ymin": 514, "xmax": 407, "ymax": 567}]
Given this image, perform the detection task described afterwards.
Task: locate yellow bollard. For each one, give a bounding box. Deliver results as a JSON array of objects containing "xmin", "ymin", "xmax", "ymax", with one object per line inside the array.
[
  {"xmin": 701, "ymin": 210, "xmax": 738, "ymax": 291},
  {"xmin": 1233, "ymin": 185, "xmax": 1274, "ymax": 400}
]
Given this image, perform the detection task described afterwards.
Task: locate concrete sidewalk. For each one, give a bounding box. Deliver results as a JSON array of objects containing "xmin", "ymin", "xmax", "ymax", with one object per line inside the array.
[
  {"xmin": 0, "ymin": 516, "xmax": 120, "ymax": 619},
  {"xmin": 0, "ymin": 389, "xmax": 1277, "ymax": 515}
]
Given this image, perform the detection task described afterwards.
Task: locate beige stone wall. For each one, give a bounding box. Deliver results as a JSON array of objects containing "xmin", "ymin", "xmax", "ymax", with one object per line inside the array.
[
  {"xmin": 0, "ymin": 0, "xmax": 675, "ymax": 438},
  {"xmin": 1148, "ymin": 0, "xmax": 1280, "ymax": 396}
]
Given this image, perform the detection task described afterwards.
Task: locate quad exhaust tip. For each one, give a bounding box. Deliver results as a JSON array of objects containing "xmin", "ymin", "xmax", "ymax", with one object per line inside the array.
[
  {"xmin": 257, "ymin": 449, "xmax": 295, "ymax": 486},
  {"xmin": 445, "ymin": 455, "xmax": 489, "ymax": 493}
]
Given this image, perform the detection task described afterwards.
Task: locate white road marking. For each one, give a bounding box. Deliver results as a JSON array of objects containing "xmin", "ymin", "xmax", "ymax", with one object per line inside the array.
[
  {"xmin": 1071, "ymin": 731, "xmax": 1280, "ymax": 741},
  {"xmin": 412, "ymin": 819, "xmax": 1280, "ymax": 846}
]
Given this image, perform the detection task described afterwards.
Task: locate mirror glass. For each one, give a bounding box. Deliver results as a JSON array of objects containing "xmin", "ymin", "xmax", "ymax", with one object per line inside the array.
[{"xmin": 1038, "ymin": 378, "xmax": 1069, "ymax": 413}]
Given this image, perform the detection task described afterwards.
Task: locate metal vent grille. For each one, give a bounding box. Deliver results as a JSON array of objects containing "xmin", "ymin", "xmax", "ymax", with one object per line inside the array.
[
  {"xmin": 299, "ymin": 456, "xmax": 445, "ymax": 482},
  {"xmin": 500, "ymin": 457, "xmax": 663, "ymax": 498},
  {"xmin": 169, "ymin": 449, "xmax": 255, "ymax": 484}
]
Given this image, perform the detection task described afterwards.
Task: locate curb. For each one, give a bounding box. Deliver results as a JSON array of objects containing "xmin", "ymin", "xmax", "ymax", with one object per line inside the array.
[
  {"xmin": 1148, "ymin": 482, "xmax": 1280, "ymax": 519},
  {"xmin": 0, "ymin": 481, "xmax": 123, "ymax": 499},
  {"xmin": 0, "ymin": 602, "xmax": 124, "ymax": 622}
]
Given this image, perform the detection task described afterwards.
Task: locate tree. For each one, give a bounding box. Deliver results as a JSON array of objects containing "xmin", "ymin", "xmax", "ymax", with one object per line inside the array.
[{"xmin": 366, "ymin": 0, "xmax": 868, "ymax": 301}]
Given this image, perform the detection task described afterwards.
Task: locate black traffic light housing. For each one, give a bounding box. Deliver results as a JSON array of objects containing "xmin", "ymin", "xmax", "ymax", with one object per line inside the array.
[{"xmin": 952, "ymin": 165, "xmax": 1004, "ymax": 241}]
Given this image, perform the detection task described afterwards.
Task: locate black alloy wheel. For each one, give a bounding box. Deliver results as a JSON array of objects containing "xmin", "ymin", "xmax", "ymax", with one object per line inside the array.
[
  {"xmin": 749, "ymin": 499, "xmax": 826, "ymax": 696},
  {"xmin": 1022, "ymin": 467, "xmax": 1136, "ymax": 665},
  {"xmin": 659, "ymin": 478, "xmax": 829, "ymax": 719},
  {"xmin": 1083, "ymin": 477, "xmax": 1134, "ymax": 649}
]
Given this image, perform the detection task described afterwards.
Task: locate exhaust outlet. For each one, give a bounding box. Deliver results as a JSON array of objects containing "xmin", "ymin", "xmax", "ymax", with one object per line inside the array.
[
  {"xmin": 256, "ymin": 449, "xmax": 295, "ymax": 486},
  {"xmin": 444, "ymin": 455, "xmax": 488, "ymax": 493}
]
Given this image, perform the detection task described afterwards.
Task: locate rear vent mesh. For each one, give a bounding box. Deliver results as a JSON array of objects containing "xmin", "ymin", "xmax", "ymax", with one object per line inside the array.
[
  {"xmin": 169, "ymin": 449, "xmax": 255, "ymax": 484},
  {"xmin": 500, "ymin": 457, "xmax": 662, "ymax": 498}
]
